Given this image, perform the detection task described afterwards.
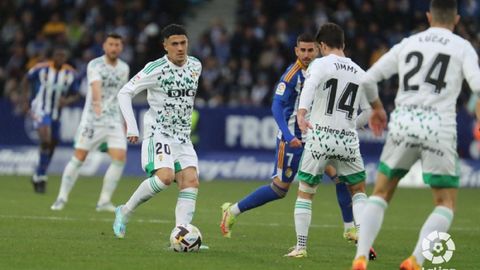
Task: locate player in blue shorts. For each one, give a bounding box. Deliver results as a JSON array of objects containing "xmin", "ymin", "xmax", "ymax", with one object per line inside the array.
[
  {"xmin": 220, "ymin": 33, "xmax": 357, "ymax": 241},
  {"xmin": 23, "ymin": 47, "xmax": 80, "ymax": 193}
]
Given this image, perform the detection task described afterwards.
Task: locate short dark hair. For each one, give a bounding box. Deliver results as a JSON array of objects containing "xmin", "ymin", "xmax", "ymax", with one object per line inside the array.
[
  {"xmin": 161, "ymin": 24, "xmax": 187, "ymax": 40},
  {"xmin": 297, "ymin": 33, "xmax": 315, "ymax": 44},
  {"xmin": 315, "ymin": 23, "xmax": 344, "ymax": 49},
  {"xmin": 106, "ymin": 33, "xmax": 123, "ymax": 41},
  {"xmin": 430, "ymin": 0, "xmax": 457, "ymax": 24}
]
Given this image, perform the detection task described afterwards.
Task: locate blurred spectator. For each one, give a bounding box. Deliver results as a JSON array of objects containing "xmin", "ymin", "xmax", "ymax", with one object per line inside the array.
[{"xmin": 1, "ymin": 0, "xmax": 480, "ymax": 114}]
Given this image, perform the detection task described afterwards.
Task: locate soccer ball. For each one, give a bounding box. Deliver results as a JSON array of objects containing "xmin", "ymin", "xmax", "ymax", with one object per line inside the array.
[{"xmin": 169, "ymin": 224, "xmax": 202, "ymax": 252}]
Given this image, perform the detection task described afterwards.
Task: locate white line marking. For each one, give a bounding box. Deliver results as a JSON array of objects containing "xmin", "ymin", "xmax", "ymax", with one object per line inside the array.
[{"xmin": 0, "ymin": 214, "xmax": 477, "ymax": 231}]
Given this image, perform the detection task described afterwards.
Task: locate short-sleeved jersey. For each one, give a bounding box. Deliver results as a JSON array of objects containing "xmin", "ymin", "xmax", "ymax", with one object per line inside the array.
[
  {"xmin": 80, "ymin": 56, "xmax": 130, "ymax": 127},
  {"xmin": 362, "ymin": 27, "xmax": 480, "ymax": 131},
  {"xmin": 273, "ymin": 59, "xmax": 306, "ymax": 141},
  {"xmin": 299, "ymin": 54, "xmax": 367, "ymax": 135},
  {"xmin": 28, "ymin": 61, "xmax": 78, "ymax": 120},
  {"xmin": 119, "ymin": 55, "xmax": 202, "ymax": 143}
]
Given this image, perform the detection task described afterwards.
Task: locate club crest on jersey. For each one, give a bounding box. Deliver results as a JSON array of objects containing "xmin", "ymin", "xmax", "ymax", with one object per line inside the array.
[
  {"xmin": 275, "ymin": 82, "xmax": 286, "ymax": 95},
  {"xmin": 285, "ymin": 168, "xmax": 293, "ymax": 178},
  {"xmin": 168, "ymin": 89, "xmax": 195, "ymax": 97},
  {"xmin": 190, "ymin": 71, "xmax": 199, "ymax": 79}
]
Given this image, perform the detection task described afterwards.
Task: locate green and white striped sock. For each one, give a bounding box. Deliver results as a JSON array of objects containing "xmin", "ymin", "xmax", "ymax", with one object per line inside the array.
[
  {"xmin": 175, "ymin": 187, "xmax": 198, "ymax": 225},
  {"xmin": 124, "ymin": 175, "xmax": 168, "ymax": 215},
  {"xmin": 412, "ymin": 206, "xmax": 454, "ymax": 266},
  {"xmin": 294, "ymin": 198, "xmax": 312, "ymax": 250},
  {"xmin": 352, "ymin": 192, "xmax": 368, "ymax": 231}
]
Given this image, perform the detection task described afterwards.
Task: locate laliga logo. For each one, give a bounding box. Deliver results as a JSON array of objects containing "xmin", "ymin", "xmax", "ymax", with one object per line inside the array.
[{"xmin": 422, "ymin": 231, "xmax": 455, "ymax": 264}]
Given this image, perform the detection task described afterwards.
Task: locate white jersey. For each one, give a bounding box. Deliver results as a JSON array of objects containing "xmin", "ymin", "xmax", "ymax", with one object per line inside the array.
[
  {"xmin": 299, "ymin": 54, "xmax": 368, "ymax": 137},
  {"xmin": 118, "ymin": 55, "xmax": 202, "ymax": 144},
  {"xmin": 80, "ymin": 56, "xmax": 130, "ymax": 127},
  {"xmin": 362, "ymin": 27, "xmax": 480, "ymax": 131}
]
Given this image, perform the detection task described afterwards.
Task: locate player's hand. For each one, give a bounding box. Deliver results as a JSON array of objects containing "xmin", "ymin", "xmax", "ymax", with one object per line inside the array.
[
  {"xmin": 298, "ymin": 117, "xmax": 313, "ymax": 134},
  {"xmin": 368, "ymin": 108, "xmax": 387, "ymax": 137},
  {"xmin": 127, "ymin": 136, "xmax": 139, "ymax": 144},
  {"xmin": 289, "ymin": 137, "xmax": 302, "ymax": 148},
  {"xmin": 93, "ymin": 103, "xmax": 102, "ymax": 117}
]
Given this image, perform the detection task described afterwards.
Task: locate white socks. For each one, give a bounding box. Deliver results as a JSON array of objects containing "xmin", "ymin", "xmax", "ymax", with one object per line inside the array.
[
  {"xmin": 57, "ymin": 157, "xmax": 83, "ymax": 201},
  {"xmin": 352, "ymin": 192, "xmax": 368, "ymax": 231},
  {"xmin": 230, "ymin": 203, "xmax": 241, "ymax": 216},
  {"xmin": 123, "ymin": 175, "xmax": 168, "ymax": 216},
  {"xmin": 175, "ymin": 187, "xmax": 198, "ymax": 225},
  {"xmin": 97, "ymin": 160, "xmax": 125, "ymax": 205},
  {"xmin": 412, "ymin": 206, "xmax": 454, "ymax": 265},
  {"xmin": 294, "ymin": 198, "xmax": 312, "ymax": 250},
  {"xmin": 355, "ymin": 196, "xmax": 388, "ymax": 259}
]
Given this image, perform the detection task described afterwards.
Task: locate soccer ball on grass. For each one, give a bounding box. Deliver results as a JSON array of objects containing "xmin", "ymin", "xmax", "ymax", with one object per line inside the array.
[{"xmin": 170, "ymin": 224, "xmax": 202, "ymax": 252}]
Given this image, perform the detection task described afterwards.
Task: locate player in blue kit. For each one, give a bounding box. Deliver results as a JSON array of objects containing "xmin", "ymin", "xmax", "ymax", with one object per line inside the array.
[
  {"xmin": 220, "ymin": 33, "xmax": 356, "ymax": 241},
  {"xmin": 22, "ymin": 47, "xmax": 80, "ymax": 193}
]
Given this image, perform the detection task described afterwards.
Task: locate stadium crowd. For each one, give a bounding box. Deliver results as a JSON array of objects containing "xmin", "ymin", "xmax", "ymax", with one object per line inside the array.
[{"xmin": 1, "ymin": 0, "xmax": 479, "ymax": 112}]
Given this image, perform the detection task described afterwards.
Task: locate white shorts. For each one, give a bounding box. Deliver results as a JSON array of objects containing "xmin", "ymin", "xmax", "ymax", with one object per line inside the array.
[
  {"xmin": 379, "ymin": 133, "xmax": 459, "ymax": 187},
  {"xmin": 379, "ymin": 108, "xmax": 460, "ymax": 188},
  {"xmin": 74, "ymin": 124, "xmax": 127, "ymax": 151},
  {"xmin": 298, "ymin": 133, "xmax": 365, "ymax": 185},
  {"xmin": 141, "ymin": 133, "xmax": 198, "ymax": 176}
]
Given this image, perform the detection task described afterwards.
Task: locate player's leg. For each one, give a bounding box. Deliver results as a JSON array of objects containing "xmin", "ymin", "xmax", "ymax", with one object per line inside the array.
[
  {"xmin": 113, "ymin": 135, "xmax": 174, "ymax": 238},
  {"xmin": 325, "ymin": 165, "xmax": 355, "ymax": 239},
  {"xmin": 96, "ymin": 148, "xmax": 126, "ymax": 211},
  {"xmin": 32, "ymin": 117, "xmax": 53, "ymax": 193},
  {"xmin": 404, "ymin": 188, "xmax": 457, "ymax": 269},
  {"xmin": 352, "ymin": 173, "xmax": 400, "ymax": 269},
  {"xmin": 231, "ymin": 139, "xmax": 296, "ymax": 214},
  {"xmin": 173, "ymin": 142, "xmax": 200, "ymax": 225},
  {"xmin": 52, "ymin": 123, "xmax": 98, "ymax": 210},
  {"xmin": 175, "ymin": 166, "xmax": 199, "ymax": 225},
  {"xmin": 402, "ymin": 140, "xmax": 459, "ymax": 269},
  {"xmin": 221, "ymin": 139, "xmax": 299, "ymax": 237},
  {"xmin": 352, "ymin": 134, "xmax": 416, "ymax": 269},
  {"xmin": 51, "ymin": 148, "xmax": 88, "ymax": 210},
  {"xmin": 97, "ymin": 128, "xmax": 128, "ymax": 211},
  {"xmin": 285, "ymin": 182, "xmax": 316, "ymax": 258},
  {"xmin": 346, "ymin": 179, "xmax": 366, "ymax": 237},
  {"xmin": 285, "ymin": 149, "xmax": 324, "ymax": 258}
]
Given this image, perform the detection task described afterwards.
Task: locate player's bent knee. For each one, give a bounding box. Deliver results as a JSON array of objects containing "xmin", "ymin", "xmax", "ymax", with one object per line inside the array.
[
  {"xmin": 155, "ymin": 169, "xmax": 175, "ymax": 186},
  {"xmin": 348, "ymin": 182, "xmax": 366, "ymax": 194},
  {"xmin": 270, "ymin": 182, "xmax": 288, "ymax": 198},
  {"xmin": 298, "ymin": 182, "xmax": 317, "ymax": 194},
  {"xmin": 74, "ymin": 149, "xmax": 88, "ymax": 162},
  {"xmin": 183, "ymin": 178, "xmax": 199, "ymax": 189}
]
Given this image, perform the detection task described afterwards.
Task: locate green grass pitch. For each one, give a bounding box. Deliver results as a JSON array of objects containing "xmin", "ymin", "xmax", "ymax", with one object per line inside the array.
[{"xmin": 0, "ymin": 175, "xmax": 478, "ymax": 270}]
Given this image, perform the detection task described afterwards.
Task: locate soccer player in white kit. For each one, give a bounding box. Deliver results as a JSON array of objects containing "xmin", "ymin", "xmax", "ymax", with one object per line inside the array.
[
  {"xmin": 113, "ymin": 24, "xmax": 202, "ymax": 239},
  {"xmin": 285, "ymin": 23, "xmax": 383, "ymax": 258},
  {"xmin": 51, "ymin": 33, "xmax": 130, "ymax": 211},
  {"xmin": 352, "ymin": 1, "xmax": 480, "ymax": 269}
]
